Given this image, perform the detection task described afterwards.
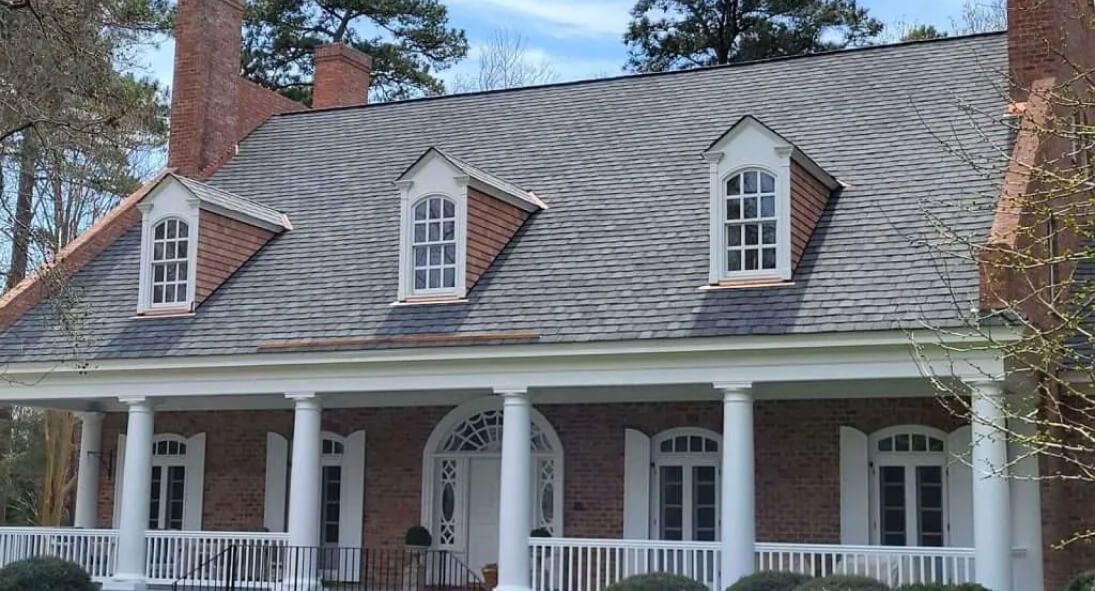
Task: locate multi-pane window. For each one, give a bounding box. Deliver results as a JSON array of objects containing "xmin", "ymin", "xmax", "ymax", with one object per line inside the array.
[
  {"xmin": 150, "ymin": 218, "xmax": 190, "ymax": 305},
  {"xmin": 873, "ymin": 428, "xmax": 948, "ymax": 547},
  {"xmin": 653, "ymin": 430, "xmax": 720, "ymax": 542},
  {"xmin": 412, "ymin": 196, "xmax": 456, "ymax": 292},
  {"xmin": 149, "ymin": 440, "xmax": 187, "ymax": 530},
  {"xmin": 725, "ymin": 170, "xmax": 778, "ymax": 273}
]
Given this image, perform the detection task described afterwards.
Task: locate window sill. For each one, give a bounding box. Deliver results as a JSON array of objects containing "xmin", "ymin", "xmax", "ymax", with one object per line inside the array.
[
  {"xmin": 699, "ymin": 278, "xmax": 794, "ymax": 290},
  {"xmin": 391, "ymin": 295, "xmax": 468, "ymax": 307},
  {"xmin": 133, "ymin": 307, "xmax": 195, "ymax": 319}
]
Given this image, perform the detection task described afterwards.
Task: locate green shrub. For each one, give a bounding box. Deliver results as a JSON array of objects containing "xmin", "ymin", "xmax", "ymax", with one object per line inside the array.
[
  {"xmin": 794, "ymin": 575, "xmax": 889, "ymax": 591},
  {"xmin": 893, "ymin": 584, "xmax": 990, "ymax": 591},
  {"xmin": 403, "ymin": 525, "xmax": 432, "ymax": 547},
  {"xmin": 0, "ymin": 556, "xmax": 96, "ymax": 591},
  {"xmin": 605, "ymin": 573, "xmax": 710, "ymax": 591},
  {"xmin": 728, "ymin": 571, "xmax": 812, "ymax": 591},
  {"xmin": 1063, "ymin": 572, "xmax": 1095, "ymax": 591},
  {"xmin": 893, "ymin": 582, "xmax": 989, "ymax": 586}
]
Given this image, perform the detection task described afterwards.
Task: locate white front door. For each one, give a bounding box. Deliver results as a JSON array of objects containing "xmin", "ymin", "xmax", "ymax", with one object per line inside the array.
[{"xmin": 466, "ymin": 457, "xmax": 501, "ymax": 571}]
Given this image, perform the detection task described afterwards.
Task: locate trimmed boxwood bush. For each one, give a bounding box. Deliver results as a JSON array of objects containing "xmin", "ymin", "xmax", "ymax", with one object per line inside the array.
[
  {"xmin": 1063, "ymin": 572, "xmax": 1095, "ymax": 591},
  {"xmin": 793, "ymin": 575, "xmax": 889, "ymax": 591},
  {"xmin": 0, "ymin": 556, "xmax": 96, "ymax": 591},
  {"xmin": 728, "ymin": 571, "xmax": 812, "ymax": 591},
  {"xmin": 894, "ymin": 585, "xmax": 991, "ymax": 591},
  {"xmin": 605, "ymin": 573, "xmax": 710, "ymax": 591},
  {"xmin": 404, "ymin": 525, "xmax": 432, "ymax": 547}
]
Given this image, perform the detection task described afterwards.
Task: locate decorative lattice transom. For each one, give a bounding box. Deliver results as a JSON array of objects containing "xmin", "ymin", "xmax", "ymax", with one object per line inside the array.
[
  {"xmin": 877, "ymin": 432, "xmax": 945, "ymax": 453},
  {"xmin": 440, "ymin": 410, "xmax": 553, "ymax": 453}
]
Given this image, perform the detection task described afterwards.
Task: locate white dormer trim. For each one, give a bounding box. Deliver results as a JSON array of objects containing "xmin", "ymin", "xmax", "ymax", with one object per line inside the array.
[
  {"xmin": 704, "ymin": 117, "xmax": 794, "ymax": 284},
  {"xmin": 136, "ymin": 177, "xmax": 201, "ymax": 314},
  {"xmin": 395, "ymin": 151, "xmax": 471, "ymax": 302}
]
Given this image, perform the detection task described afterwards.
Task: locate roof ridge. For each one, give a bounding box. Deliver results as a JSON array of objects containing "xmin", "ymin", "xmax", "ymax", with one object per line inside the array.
[{"xmin": 278, "ymin": 31, "xmax": 1007, "ymax": 118}]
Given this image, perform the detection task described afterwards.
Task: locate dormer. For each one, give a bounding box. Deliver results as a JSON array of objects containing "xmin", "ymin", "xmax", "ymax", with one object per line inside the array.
[
  {"xmin": 395, "ymin": 148, "xmax": 545, "ymax": 303},
  {"xmin": 136, "ymin": 174, "xmax": 291, "ymax": 315},
  {"xmin": 703, "ymin": 116, "xmax": 841, "ymax": 287}
]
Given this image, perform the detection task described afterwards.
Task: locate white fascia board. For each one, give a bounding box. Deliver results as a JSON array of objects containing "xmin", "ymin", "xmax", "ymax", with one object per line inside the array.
[{"xmin": 0, "ymin": 332, "xmax": 1006, "ymax": 402}]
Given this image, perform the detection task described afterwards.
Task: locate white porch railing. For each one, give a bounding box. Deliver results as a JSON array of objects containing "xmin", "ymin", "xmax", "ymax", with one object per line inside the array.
[
  {"xmin": 0, "ymin": 527, "xmax": 290, "ymax": 585},
  {"xmin": 0, "ymin": 527, "xmax": 118, "ymax": 580},
  {"xmin": 755, "ymin": 543, "xmax": 976, "ymax": 587},
  {"xmin": 145, "ymin": 530, "xmax": 290, "ymax": 585},
  {"xmin": 529, "ymin": 537, "xmax": 722, "ymax": 591},
  {"xmin": 528, "ymin": 538, "xmax": 977, "ymax": 591}
]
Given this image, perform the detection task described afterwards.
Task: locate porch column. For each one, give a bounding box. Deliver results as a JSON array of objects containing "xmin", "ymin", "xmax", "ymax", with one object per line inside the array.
[
  {"xmin": 716, "ymin": 383, "xmax": 756, "ymax": 588},
  {"xmin": 496, "ymin": 387, "xmax": 532, "ymax": 591},
  {"xmin": 285, "ymin": 392, "xmax": 322, "ymax": 587},
  {"xmin": 73, "ymin": 411, "xmax": 104, "ymax": 529},
  {"xmin": 968, "ymin": 379, "xmax": 1012, "ymax": 591},
  {"xmin": 106, "ymin": 398, "xmax": 154, "ymax": 591}
]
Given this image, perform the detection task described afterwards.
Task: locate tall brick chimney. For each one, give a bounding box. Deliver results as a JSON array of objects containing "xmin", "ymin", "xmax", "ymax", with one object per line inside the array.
[
  {"xmin": 312, "ymin": 43, "xmax": 373, "ymax": 109},
  {"xmin": 1007, "ymin": 0, "xmax": 1095, "ymax": 100},
  {"xmin": 169, "ymin": 0, "xmax": 306, "ymax": 178}
]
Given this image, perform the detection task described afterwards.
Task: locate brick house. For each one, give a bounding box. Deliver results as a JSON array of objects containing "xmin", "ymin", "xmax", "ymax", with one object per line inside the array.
[{"xmin": 0, "ymin": 1, "xmax": 1091, "ymax": 590}]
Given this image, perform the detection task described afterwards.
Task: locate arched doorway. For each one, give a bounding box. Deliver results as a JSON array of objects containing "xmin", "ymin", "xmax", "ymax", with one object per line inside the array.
[{"xmin": 421, "ymin": 398, "xmax": 564, "ymax": 571}]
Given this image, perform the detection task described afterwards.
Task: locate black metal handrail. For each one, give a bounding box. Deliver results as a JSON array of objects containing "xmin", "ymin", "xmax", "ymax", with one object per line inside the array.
[{"xmin": 171, "ymin": 544, "xmax": 487, "ymax": 591}]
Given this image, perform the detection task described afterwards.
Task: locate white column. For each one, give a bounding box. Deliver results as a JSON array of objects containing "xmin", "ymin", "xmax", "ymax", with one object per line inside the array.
[
  {"xmin": 285, "ymin": 393, "xmax": 322, "ymax": 588},
  {"xmin": 969, "ymin": 379, "xmax": 1012, "ymax": 591},
  {"xmin": 73, "ymin": 411, "xmax": 104, "ymax": 529},
  {"xmin": 716, "ymin": 382, "xmax": 756, "ymax": 588},
  {"xmin": 496, "ymin": 387, "xmax": 532, "ymax": 591},
  {"xmin": 105, "ymin": 398, "xmax": 153, "ymax": 591}
]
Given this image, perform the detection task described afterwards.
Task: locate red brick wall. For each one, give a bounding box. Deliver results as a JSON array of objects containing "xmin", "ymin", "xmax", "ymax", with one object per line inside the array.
[
  {"xmin": 466, "ymin": 190, "xmax": 530, "ymax": 290},
  {"xmin": 195, "ymin": 210, "xmax": 276, "ymax": 304},
  {"xmin": 1007, "ymin": 0, "xmax": 1095, "ymax": 101},
  {"xmin": 312, "ymin": 44, "xmax": 372, "ymax": 109},
  {"xmin": 790, "ymin": 162, "xmax": 829, "ymax": 272},
  {"xmin": 94, "ymin": 398, "xmax": 963, "ymax": 550}
]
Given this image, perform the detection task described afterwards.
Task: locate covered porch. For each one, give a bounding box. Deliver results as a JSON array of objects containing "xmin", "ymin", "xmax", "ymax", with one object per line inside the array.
[{"xmin": 0, "ymin": 333, "xmax": 1038, "ymax": 591}]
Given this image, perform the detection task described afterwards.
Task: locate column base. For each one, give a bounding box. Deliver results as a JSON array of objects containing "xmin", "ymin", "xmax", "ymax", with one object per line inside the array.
[{"xmin": 100, "ymin": 575, "xmax": 147, "ymax": 591}]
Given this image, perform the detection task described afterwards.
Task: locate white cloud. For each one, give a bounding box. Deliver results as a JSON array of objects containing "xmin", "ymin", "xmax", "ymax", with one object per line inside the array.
[{"xmin": 447, "ymin": 0, "xmax": 632, "ymax": 39}]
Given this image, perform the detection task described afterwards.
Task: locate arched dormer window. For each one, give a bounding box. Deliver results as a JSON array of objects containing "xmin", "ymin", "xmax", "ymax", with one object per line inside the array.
[
  {"xmin": 411, "ymin": 196, "xmax": 457, "ymax": 293},
  {"xmin": 149, "ymin": 218, "xmax": 191, "ymax": 307}
]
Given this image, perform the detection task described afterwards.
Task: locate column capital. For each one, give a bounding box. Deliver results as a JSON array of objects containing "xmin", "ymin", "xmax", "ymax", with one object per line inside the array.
[
  {"xmin": 714, "ymin": 382, "xmax": 753, "ymax": 401},
  {"xmin": 965, "ymin": 378, "xmax": 1005, "ymax": 395},
  {"xmin": 286, "ymin": 392, "xmax": 320, "ymax": 411},
  {"xmin": 493, "ymin": 386, "xmax": 529, "ymax": 397},
  {"xmin": 117, "ymin": 396, "xmax": 150, "ymax": 409}
]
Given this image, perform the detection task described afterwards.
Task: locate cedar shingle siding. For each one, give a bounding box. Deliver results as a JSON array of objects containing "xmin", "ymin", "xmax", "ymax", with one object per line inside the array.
[
  {"xmin": 195, "ymin": 210, "xmax": 275, "ymax": 304},
  {"xmin": 790, "ymin": 162, "xmax": 831, "ymax": 271},
  {"xmin": 466, "ymin": 189, "xmax": 530, "ymax": 290}
]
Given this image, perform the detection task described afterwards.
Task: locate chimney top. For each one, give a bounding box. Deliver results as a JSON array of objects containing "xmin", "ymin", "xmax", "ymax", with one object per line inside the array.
[{"xmin": 313, "ymin": 43, "xmax": 373, "ymax": 109}]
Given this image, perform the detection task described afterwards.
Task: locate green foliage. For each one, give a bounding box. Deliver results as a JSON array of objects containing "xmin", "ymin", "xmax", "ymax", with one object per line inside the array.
[
  {"xmin": 404, "ymin": 525, "xmax": 432, "ymax": 546},
  {"xmin": 893, "ymin": 584, "xmax": 989, "ymax": 591},
  {"xmin": 623, "ymin": 0, "xmax": 883, "ymax": 72},
  {"xmin": 793, "ymin": 575, "xmax": 889, "ymax": 591},
  {"xmin": 0, "ymin": 556, "xmax": 96, "ymax": 591},
  {"xmin": 899, "ymin": 25, "xmax": 947, "ymax": 43},
  {"xmin": 728, "ymin": 571, "xmax": 812, "ymax": 591},
  {"xmin": 1063, "ymin": 572, "xmax": 1095, "ymax": 591},
  {"xmin": 242, "ymin": 0, "xmax": 469, "ymax": 103},
  {"xmin": 605, "ymin": 573, "xmax": 710, "ymax": 591}
]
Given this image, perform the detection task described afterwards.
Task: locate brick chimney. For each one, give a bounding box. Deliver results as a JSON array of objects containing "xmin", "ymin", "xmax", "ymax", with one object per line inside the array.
[
  {"xmin": 312, "ymin": 43, "xmax": 373, "ymax": 109},
  {"xmin": 169, "ymin": 0, "xmax": 306, "ymax": 178},
  {"xmin": 1007, "ymin": 0, "xmax": 1095, "ymax": 100}
]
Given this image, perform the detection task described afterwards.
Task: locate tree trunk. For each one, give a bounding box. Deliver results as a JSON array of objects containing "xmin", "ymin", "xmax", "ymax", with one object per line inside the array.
[
  {"xmin": 38, "ymin": 410, "xmax": 75, "ymax": 526},
  {"xmin": 6, "ymin": 133, "xmax": 36, "ymax": 290}
]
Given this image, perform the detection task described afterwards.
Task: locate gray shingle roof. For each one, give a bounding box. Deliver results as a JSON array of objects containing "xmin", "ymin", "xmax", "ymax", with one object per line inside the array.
[{"xmin": 0, "ymin": 34, "xmax": 1012, "ymax": 362}]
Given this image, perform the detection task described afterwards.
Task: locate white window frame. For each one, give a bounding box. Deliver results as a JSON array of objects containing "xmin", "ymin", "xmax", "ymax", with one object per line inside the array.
[
  {"xmin": 409, "ymin": 195, "xmax": 460, "ymax": 295},
  {"xmin": 136, "ymin": 179, "xmax": 200, "ymax": 313},
  {"xmin": 868, "ymin": 425, "xmax": 950, "ymax": 547},
  {"xmin": 146, "ymin": 217, "xmax": 194, "ymax": 309},
  {"xmin": 114, "ymin": 432, "xmax": 205, "ymax": 531},
  {"xmin": 650, "ymin": 427, "xmax": 721, "ymax": 542},
  {"xmin": 396, "ymin": 153, "xmax": 469, "ymax": 302},
  {"xmin": 704, "ymin": 118, "xmax": 793, "ymax": 284}
]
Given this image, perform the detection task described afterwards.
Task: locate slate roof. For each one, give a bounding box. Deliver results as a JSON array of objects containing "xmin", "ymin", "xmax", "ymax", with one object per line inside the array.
[
  {"xmin": 411, "ymin": 148, "xmax": 546, "ymax": 210},
  {"xmin": 0, "ymin": 33, "xmax": 1012, "ymax": 362},
  {"xmin": 172, "ymin": 174, "xmax": 291, "ymax": 230}
]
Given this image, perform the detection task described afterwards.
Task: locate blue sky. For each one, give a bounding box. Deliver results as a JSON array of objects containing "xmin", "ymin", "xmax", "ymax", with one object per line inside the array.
[{"xmin": 134, "ymin": 0, "xmax": 979, "ymax": 93}]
